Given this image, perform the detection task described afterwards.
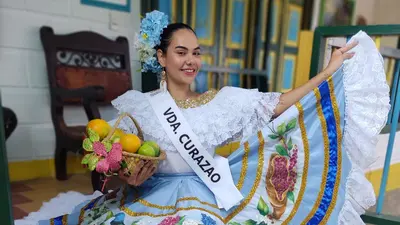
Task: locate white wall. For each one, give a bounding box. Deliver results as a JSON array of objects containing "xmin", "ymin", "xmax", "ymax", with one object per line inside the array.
[{"xmin": 0, "ymin": 0, "xmax": 141, "ymax": 162}]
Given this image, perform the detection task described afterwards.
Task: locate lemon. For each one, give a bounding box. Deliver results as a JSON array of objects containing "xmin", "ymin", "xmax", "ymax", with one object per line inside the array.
[
  {"xmin": 87, "ymin": 119, "xmax": 111, "ymax": 139},
  {"xmin": 120, "ymin": 134, "xmax": 141, "ymax": 153}
]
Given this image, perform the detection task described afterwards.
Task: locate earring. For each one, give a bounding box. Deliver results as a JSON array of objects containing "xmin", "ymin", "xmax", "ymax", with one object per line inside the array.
[{"xmin": 160, "ymin": 70, "xmax": 168, "ymax": 92}]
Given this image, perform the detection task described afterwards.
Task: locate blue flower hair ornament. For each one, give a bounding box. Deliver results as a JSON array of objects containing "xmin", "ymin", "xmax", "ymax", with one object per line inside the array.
[{"xmin": 134, "ymin": 10, "xmax": 169, "ymax": 74}]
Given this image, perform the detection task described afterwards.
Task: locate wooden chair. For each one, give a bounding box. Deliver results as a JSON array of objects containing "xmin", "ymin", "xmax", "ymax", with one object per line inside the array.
[{"xmin": 40, "ymin": 26, "xmax": 132, "ymax": 192}]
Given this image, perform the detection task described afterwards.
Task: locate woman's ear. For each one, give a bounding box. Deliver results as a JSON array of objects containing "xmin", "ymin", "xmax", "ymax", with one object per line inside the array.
[{"xmin": 157, "ymin": 49, "xmax": 166, "ymax": 67}]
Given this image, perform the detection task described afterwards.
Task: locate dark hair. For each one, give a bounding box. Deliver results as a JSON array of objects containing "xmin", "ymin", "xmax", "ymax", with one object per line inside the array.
[{"xmin": 155, "ymin": 23, "xmax": 196, "ymax": 53}]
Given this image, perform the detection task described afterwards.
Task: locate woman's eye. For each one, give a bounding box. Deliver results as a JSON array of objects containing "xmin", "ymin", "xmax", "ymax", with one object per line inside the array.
[
  {"xmin": 194, "ymin": 52, "xmax": 201, "ymax": 56},
  {"xmin": 177, "ymin": 52, "xmax": 185, "ymax": 55}
]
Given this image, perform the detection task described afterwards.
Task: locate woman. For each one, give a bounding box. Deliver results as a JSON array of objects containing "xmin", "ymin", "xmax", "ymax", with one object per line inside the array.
[{"xmin": 19, "ymin": 10, "xmax": 389, "ymax": 225}]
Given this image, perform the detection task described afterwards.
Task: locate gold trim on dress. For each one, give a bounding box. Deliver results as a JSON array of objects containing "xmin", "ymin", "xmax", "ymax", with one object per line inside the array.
[
  {"xmin": 224, "ymin": 131, "xmax": 265, "ymax": 223},
  {"xmin": 236, "ymin": 142, "xmax": 249, "ymax": 190},
  {"xmin": 173, "ymin": 89, "xmax": 218, "ymax": 109}
]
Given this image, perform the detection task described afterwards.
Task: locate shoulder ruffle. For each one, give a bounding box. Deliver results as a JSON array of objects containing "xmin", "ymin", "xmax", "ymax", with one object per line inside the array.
[
  {"xmin": 182, "ymin": 87, "xmax": 281, "ymax": 148},
  {"xmin": 339, "ymin": 31, "xmax": 391, "ymax": 224}
]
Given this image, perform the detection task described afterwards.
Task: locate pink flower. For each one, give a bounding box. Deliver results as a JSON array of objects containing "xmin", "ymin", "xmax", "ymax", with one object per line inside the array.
[
  {"xmin": 159, "ymin": 216, "xmax": 180, "ymax": 225},
  {"xmin": 95, "ymin": 143, "xmax": 123, "ymax": 173},
  {"xmin": 93, "ymin": 141, "xmax": 107, "ymax": 156}
]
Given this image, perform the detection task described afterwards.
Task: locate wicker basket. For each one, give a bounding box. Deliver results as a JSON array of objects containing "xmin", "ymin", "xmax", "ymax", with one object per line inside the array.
[{"xmin": 104, "ymin": 112, "xmax": 166, "ymax": 176}]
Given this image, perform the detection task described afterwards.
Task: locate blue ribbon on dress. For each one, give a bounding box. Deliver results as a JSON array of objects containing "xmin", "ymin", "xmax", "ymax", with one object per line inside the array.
[{"xmin": 308, "ymin": 81, "xmax": 339, "ymax": 224}]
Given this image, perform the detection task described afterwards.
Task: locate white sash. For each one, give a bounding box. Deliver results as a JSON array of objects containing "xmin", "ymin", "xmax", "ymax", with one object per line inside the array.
[{"xmin": 146, "ymin": 90, "xmax": 243, "ymax": 210}]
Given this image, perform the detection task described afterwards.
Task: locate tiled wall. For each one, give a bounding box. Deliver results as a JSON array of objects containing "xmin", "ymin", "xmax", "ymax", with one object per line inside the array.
[{"xmin": 0, "ymin": 0, "xmax": 141, "ymax": 162}]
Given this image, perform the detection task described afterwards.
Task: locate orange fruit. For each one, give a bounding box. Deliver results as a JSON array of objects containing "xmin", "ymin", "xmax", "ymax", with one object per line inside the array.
[
  {"xmin": 120, "ymin": 134, "xmax": 141, "ymax": 153},
  {"xmin": 87, "ymin": 119, "xmax": 111, "ymax": 139},
  {"xmin": 111, "ymin": 128, "xmax": 125, "ymax": 143}
]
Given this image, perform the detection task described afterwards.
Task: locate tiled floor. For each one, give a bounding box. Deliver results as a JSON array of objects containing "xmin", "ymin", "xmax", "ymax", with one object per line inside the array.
[{"xmin": 11, "ymin": 174, "xmax": 93, "ymax": 220}]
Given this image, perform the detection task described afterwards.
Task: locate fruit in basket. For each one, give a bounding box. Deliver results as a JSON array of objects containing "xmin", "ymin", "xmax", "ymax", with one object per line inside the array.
[
  {"xmin": 120, "ymin": 134, "xmax": 141, "ymax": 153},
  {"xmin": 138, "ymin": 143, "xmax": 157, "ymax": 157},
  {"xmin": 87, "ymin": 119, "xmax": 111, "ymax": 139},
  {"xmin": 110, "ymin": 128, "xmax": 125, "ymax": 143},
  {"xmin": 143, "ymin": 141, "xmax": 160, "ymax": 157}
]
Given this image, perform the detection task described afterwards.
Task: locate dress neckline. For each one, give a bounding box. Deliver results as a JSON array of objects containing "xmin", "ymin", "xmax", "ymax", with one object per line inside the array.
[{"xmin": 173, "ymin": 89, "xmax": 218, "ymax": 109}]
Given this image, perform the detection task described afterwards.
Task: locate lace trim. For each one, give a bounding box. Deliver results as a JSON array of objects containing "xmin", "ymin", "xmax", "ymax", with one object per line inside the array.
[
  {"xmin": 339, "ymin": 31, "xmax": 390, "ymax": 225},
  {"xmin": 110, "ymin": 87, "xmax": 281, "ymax": 153}
]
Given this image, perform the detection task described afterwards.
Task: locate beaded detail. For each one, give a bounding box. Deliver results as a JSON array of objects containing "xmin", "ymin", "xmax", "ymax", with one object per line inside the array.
[{"xmin": 173, "ymin": 89, "xmax": 218, "ymax": 109}]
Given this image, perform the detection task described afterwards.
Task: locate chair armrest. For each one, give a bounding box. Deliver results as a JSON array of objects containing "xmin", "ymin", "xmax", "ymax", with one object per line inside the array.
[
  {"xmin": 54, "ymin": 86, "xmax": 105, "ymax": 120},
  {"xmin": 54, "ymin": 86, "xmax": 105, "ymax": 102}
]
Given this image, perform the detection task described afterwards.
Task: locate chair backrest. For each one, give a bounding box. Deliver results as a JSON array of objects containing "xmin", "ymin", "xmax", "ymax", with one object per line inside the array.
[{"xmin": 40, "ymin": 26, "xmax": 132, "ymax": 104}]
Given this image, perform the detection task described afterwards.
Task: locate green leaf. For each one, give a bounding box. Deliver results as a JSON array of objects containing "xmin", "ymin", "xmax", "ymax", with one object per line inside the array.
[
  {"xmin": 120, "ymin": 160, "xmax": 128, "ymax": 169},
  {"xmin": 105, "ymin": 211, "xmax": 114, "ymax": 220},
  {"xmin": 286, "ymin": 118, "xmax": 297, "ymax": 131},
  {"xmin": 288, "ymin": 191, "xmax": 295, "ymax": 203},
  {"xmin": 268, "ymin": 134, "xmax": 280, "ymax": 140},
  {"xmin": 243, "ymin": 219, "xmax": 258, "ymax": 225},
  {"xmin": 82, "ymin": 138, "xmax": 93, "ymax": 152},
  {"xmin": 102, "ymin": 140, "xmax": 112, "ymax": 152},
  {"xmin": 81, "ymin": 153, "xmax": 91, "ymax": 165},
  {"xmin": 257, "ymin": 197, "xmax": 269, "ymax": 216},
  {"xmin": 277, "ymin": 123, "xmax": 286, "ymax": 135},
  {"xmin": 228, "ymin": 222, "xmax": 241, "ymax": 225},
  {"xmin": 176, "ymin": 216, "xmax": 186, "ymax": 225},
  {"xmin": 87, "ymin": 128, "xmax": 100, "ymax": 142},
  {"xmin": 288, "ymin": 137, "xmax": 293, "ymax": 151},
  {"xmin": 276, "ymin": 144, "xmax": 289, "ymax": 157},
  {"xmin": 88, "ymin": 155, "xmax": 99, "ymax": 171}
]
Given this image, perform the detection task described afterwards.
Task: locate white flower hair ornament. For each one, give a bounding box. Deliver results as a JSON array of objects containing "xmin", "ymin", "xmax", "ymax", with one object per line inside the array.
[{"xmin": 134, "ymin": 10, "xmax": 169, "ymax": 75}]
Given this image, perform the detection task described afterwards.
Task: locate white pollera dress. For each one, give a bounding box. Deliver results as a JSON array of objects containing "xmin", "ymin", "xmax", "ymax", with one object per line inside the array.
[{"xmin": 16, "ymin": 31, "xmax": 390, "ymax": 225}]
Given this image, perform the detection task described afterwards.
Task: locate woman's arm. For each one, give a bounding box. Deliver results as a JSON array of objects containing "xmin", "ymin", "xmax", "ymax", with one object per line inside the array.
[{"xmin": 273, "ymin": 41, "xmax": 358, "ymax": 117}]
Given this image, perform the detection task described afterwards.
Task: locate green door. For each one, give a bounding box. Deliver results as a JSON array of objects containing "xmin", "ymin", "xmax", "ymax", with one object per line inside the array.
[{"xmin": 0, "ymin": 92, "xmax": 14, "ymax": 225}]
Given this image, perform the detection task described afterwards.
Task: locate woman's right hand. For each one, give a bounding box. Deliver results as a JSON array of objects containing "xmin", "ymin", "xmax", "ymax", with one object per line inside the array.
[{"xmin": 118, "ymin": 160, "xmax": 157, "ymax": 186}]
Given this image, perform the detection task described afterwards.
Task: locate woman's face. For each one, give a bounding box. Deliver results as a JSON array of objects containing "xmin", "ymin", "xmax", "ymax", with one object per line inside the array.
[{"xmin": 157, "ymin": 29, "xmax": 201, "ymax": 86}]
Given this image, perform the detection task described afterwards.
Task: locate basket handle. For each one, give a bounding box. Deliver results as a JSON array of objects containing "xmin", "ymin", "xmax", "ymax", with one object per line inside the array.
[{"xmin": 104, "ymin": 113, "xmax": 144, "ymax": 141}]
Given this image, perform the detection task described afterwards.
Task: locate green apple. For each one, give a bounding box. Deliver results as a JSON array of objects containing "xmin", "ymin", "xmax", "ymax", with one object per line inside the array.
[
  {"xmin": 138, "ymin": 143, "xmax": 156, "ymax": 157},
  {"xmin": 144, "ymin": 141, "xmax": 160, "ymax": 157}
]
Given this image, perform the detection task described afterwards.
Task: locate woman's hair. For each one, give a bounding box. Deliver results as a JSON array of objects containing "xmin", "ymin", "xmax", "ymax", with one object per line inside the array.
[{"xmin": 155, "ymin": 23, "xmax": 196, "ymax": 53}]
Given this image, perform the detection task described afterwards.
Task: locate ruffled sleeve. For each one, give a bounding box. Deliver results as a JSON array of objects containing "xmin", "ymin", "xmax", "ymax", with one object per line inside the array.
[
  {"xmin": 241, "ymin": 89, "xmax": 282, "ymax": 142},
  {"xmin": 339, "ymin": 31, "xmax": 390, "ymax": 224},
  {"xmin": 185, "ymin": 87, "xmax": 281, "ymax": 147}
]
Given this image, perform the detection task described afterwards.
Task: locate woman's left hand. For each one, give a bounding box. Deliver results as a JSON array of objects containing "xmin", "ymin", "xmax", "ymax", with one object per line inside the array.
[{"xmin": 324, "ymin": 41, "xmax": 358, "ymax": 75}]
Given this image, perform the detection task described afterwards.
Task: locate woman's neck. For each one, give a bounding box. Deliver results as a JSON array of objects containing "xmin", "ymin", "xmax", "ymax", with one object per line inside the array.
[{"xmin": 167, "ymin": 82, "xmax": 194, "ymax": 101}]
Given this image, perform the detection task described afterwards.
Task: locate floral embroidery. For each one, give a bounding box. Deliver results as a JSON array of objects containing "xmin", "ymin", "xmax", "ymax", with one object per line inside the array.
[
  {"xmin": 159, "ymin": 216, "xmax": 181, "ymax": 225},
  {"xmin": 201, "ymin": 214, "xmax": 216, "ymax": 225},
  {"xmin": 265, "ymin": 118, "xmax": 299, "ymax": 220}
]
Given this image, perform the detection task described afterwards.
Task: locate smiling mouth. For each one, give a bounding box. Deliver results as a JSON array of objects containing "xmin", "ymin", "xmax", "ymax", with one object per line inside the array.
[{"xmin": 181, "ymin": 69, "xmax": 195, "ymax": 73}]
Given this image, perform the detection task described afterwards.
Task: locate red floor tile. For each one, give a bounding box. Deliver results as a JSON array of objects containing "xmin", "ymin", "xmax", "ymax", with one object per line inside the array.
[
  {"xmin": 11, "ymin": 183, "xmax": 33, "ymax": 193},
  {"xmin": 12, "ymin": 206, "xmax": 28, "ymax": 220},
  {"xmin": 12, "ymin": 193, "xmax": 32, "ymax": 205}
]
